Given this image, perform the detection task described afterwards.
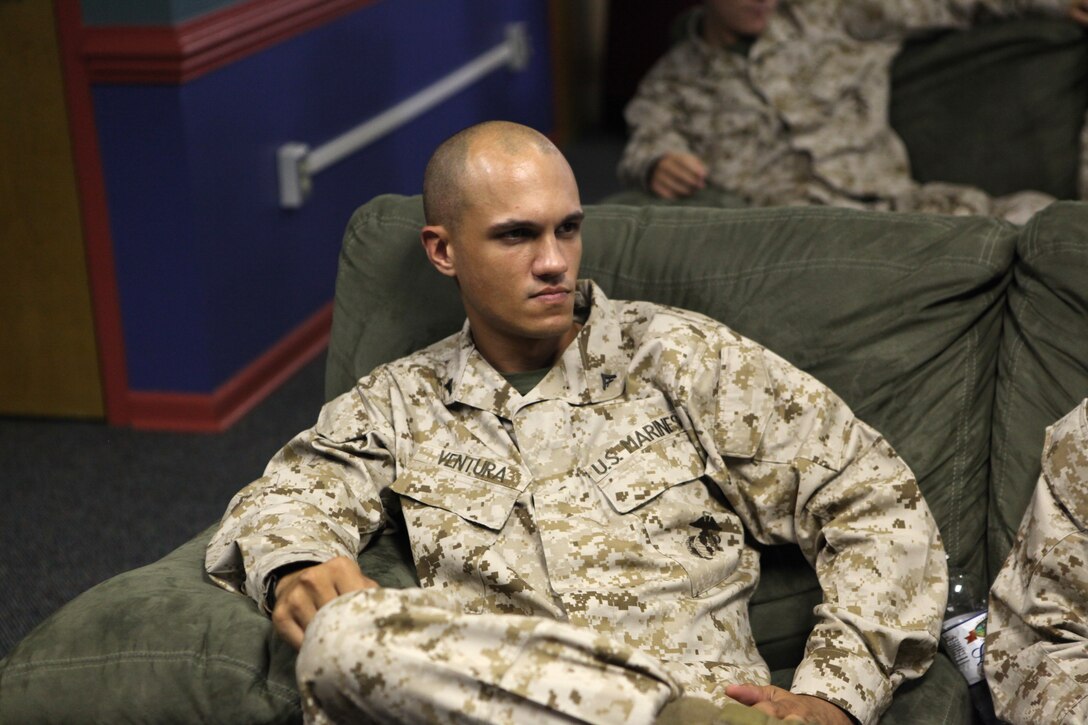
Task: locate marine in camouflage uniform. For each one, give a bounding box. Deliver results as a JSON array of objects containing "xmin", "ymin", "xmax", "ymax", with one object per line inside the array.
[
  {"xmin": 207, "ymin": 279, "xmax": 947, "ymax": 725},
  {"xmin": 985, "ymin": 399, "xmax": 1088, "ymax": 724},
  {"xmin": 618, "ymin": 0, "xmax": 1078, "ymax": 222},
  {"xmin": 207, "ymin": 121, "xmax": 946, "ymax": 724}
]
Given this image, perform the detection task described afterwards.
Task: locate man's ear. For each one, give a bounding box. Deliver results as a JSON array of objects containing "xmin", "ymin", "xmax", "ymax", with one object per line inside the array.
[{"xmin": 421, "ymin": 225, "xmax": 457, "ymax": 278}]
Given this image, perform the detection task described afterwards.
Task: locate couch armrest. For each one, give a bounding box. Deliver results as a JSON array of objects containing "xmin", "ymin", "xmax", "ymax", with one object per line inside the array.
[{"xmin": 0, "ymin": 526, "xmax": 418, "ymax": 724}]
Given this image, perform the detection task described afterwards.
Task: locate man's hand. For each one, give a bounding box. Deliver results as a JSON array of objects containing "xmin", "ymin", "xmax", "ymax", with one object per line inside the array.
[
  {"xmin": 271, "ymin": 556, "xmax": 377, "ymax": 650},
  {"xmin": 725, "ymin": 684, "xmax": 853, "ymax": 725},
  {"xmin": 1071, "ymin": 0, "xmax": 1088, "ymax": 25},
  {"xmin": 649, "ymin": 152, "xmax": 708, "ymax": 199}
]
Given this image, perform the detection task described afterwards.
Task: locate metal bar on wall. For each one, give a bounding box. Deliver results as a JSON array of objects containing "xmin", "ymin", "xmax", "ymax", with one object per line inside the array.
[{"xmin": 277, "ymin": 22, "xmax": 530, "ymax": 209}]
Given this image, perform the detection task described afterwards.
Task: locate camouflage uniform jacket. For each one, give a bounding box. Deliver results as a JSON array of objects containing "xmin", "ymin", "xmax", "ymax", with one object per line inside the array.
[
  {"xmin": 985, "ymin": 399, "xmax": 1088, "ymax": 724},
  {"xmin": 207, "ymin": 280, "xmax": 947, "ymax": 725},
  {"xmin": 618, "ymin": 0, "xmax": 1071, "ymax": 213}
]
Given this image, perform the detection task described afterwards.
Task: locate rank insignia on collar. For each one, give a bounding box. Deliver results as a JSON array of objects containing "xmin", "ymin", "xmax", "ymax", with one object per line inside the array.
[{"xmin": 601, "ymin": 373, "xmax": 617, "ymax": 389}]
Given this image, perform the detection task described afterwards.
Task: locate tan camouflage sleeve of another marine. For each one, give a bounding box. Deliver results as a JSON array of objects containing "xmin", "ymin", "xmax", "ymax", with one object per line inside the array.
[
  {"xmin": 986, "ymin": 400, "xmax": 1088, "ymax": 725},
  {"xmin": 617, "ymin": 47, "xmax": 698, "ymax": 191}
]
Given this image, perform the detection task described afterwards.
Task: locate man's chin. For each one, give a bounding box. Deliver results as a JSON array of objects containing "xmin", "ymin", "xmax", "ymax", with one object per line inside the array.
[{"xmin": 524, "ymin": 314, "xmax": 577, "ymax": 341}]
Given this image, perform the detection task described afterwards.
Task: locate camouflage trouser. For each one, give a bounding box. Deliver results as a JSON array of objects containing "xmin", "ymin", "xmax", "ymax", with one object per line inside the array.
[
  {"xmin": 296, "ymin": 588, "xmax": 782, "ymax": 725},
  {"xmin": 893, "ymin": 182, "xmax": 1055, "ymax": 225}
]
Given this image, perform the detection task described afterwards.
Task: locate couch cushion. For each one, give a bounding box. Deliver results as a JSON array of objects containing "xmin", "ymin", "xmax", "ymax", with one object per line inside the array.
[
  {"xmin": 328, "ymin": 194, "xmax": 1018, "ymax": 670},
  {"xmin": 0, "ymin": 526, "xmax": 416, "ymax": 724},
  {"xmin": 990, "ymin": 201, "xmax": 1088, "ymax": 577},
  {"xmin": 890, "ymin": 18, "xmax": 1088, "ymax": 199},
  {"xmin": 0, "ymin": 528, "xmax": 300, "ymax": 724}
]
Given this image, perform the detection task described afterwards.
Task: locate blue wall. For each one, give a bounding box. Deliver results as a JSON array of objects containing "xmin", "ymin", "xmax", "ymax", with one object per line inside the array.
[{"xmin": 92, "ymin": 0, "xmax": 554, "ymax": 393}]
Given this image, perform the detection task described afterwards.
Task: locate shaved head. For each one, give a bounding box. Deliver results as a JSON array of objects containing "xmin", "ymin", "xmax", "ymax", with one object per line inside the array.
[
  {"xmin": 423, "ymin": 121, "xmax": 565, "ymax": 230},
  {"xmin": 418, "ymin": 120, "xmax": 583, "ymax": 373}
]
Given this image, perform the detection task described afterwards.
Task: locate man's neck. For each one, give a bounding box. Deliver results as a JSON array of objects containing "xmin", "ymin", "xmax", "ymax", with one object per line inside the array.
[
  {"xmin": 702, "ymin": 14, "xmax": 740, "ymax": 47},
  {"xmin": 473, "ymin": 323, "xmax": 582, "ymax": 374}
]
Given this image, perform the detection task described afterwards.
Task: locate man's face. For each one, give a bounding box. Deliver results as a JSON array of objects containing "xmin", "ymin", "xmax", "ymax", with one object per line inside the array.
[
  {"xmin": 437, "ymin": 146, "xmax": 584, "ymax": 364},
  {"xmin": 705, "ymin": 0, "xmax": 778, "ymax": 42}
]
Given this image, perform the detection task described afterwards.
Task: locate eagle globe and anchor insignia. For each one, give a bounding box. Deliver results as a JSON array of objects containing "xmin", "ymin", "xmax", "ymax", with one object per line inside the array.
[{"xmin": 687, "ymin": 512, "xmax": 725, "ymax": 559}]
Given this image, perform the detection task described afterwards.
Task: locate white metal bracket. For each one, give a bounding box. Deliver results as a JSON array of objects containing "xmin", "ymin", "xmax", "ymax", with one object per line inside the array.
[{"xmin": 277, "ymin": 143, "xmax": 311, "ymax": 210}]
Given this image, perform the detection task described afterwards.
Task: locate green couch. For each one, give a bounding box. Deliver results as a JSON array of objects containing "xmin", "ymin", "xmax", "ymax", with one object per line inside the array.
[{"xmin": 2, "ymin": 194, "xmax": 1086, "ymax": 723}]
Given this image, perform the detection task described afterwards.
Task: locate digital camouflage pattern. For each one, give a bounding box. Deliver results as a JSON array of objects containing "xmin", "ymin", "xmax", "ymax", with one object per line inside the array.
[
  {"xmin": 618, "ymin": 0, "xmax": 1077, "ymax": 221},
  {"xmin": 297, "ymin": 587, "xmax": 677, "ymax": 724},
  {"xmin": 985, "ymin": 399, "xmax": 1088, "ymax": 725},
  {"xmin": 207, "ymin": 281, "xmax": 947, "ymax": 725},
  {"xmin": 298, "ymin": 588, "xmax": 793, "ymax": 725}
]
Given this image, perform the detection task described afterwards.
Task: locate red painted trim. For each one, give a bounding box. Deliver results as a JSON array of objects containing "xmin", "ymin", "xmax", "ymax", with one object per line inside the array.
[
  {"xmin": 54, "ymin": 0, "xmax": 132, "ymax": 425},
  {"xmin": 126, "ymin": 302, "xmax": 332, "ymax": 432},
  {"xmin": 83, "ymin": 0, "xmax": 377, "ymax": 84}
]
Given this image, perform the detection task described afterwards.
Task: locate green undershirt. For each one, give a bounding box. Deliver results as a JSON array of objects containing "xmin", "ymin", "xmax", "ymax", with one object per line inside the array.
[{"xmin": 502, "ymin": 368, "xmax": 550, "ymax": 395}]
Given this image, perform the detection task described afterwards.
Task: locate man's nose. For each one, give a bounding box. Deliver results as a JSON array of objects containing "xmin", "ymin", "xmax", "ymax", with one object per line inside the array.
[{"xmin": 533, "ymin": 234, "xmax": 568, "ymax": 277}]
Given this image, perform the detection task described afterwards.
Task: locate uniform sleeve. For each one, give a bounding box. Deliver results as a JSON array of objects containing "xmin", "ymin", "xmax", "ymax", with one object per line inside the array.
[
  {"xmin": 684, "ymin": 336, "xmax": 947, "ymax": 725},
  {"xmin": 204, "ymin": 373, "xmax": 397, "ymax": 612},
  {"xmin": 985, "ymin": 401, "xmax": 1088, "ymax": 725},
  {"xmin": 617, "ymin": 48, "xmax": 697, "ymax": 191},
  {"xmin": 844, "ymin": 0, "xmax": 1070, "ymax": 39}
]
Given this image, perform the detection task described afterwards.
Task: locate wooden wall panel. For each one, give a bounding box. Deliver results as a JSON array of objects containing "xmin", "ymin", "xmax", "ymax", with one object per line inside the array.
[{"xmin": 0, "ymin": 1, "xmax": 103, "ymax": 417}]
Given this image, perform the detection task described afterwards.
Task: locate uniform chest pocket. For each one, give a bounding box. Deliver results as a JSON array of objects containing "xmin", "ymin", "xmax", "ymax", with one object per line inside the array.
[
  {"xmin": 390, "ymin": 455, "xmax": 522, "ymax": 590},
  {"xmin": 588, "ymin": 432, "xmax": 744, "ymax": 597},
  {"xmin": 391, "ymin": 465, "xmax": 520, "ymax": 531}
]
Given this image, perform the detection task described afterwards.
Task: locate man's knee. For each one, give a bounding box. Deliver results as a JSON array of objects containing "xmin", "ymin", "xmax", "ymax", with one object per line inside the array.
[{"xmin": 295, "ymin": 588, "xmax": 411, "ymax": 719}]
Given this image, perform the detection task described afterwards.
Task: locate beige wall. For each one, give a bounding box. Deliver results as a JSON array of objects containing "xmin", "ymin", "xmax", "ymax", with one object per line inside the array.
[{"xmin": 0, "ymin": 0, "xmax": 103, "ymax": 417}]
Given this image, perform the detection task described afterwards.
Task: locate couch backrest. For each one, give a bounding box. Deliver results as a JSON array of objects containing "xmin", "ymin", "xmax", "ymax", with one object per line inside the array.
[
  {"xmin": 890, "ymin": 17, "xmax": 1088, "ymax": 199},
  {"xmin": 990, "ymin": 202, "xmax": 1088, "ymax": 577},
  {"xmin": 327, "ymin": 194, "xmax": 1019, "ymax": 669}
]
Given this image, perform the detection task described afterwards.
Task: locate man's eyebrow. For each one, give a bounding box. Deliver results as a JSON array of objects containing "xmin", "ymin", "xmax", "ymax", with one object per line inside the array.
[
  {"xmin": 487, "ymin": 219, "xmax": 541, "ymax": 236},
  {"xmin": 486, "ymin": 211, "xmax": 585, "ymax": 236}
]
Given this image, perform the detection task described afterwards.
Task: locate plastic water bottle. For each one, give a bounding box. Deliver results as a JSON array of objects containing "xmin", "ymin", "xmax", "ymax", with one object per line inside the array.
[{"xmin": 941, "ymin": 568, "xmax": 996, "ymax": 724}]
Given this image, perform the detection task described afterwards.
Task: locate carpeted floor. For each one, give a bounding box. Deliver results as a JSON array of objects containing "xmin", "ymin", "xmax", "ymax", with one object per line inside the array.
[
  {"xmin": 0, "ymin": 131, "xmax": 628, "ymax": 660},
  {"xmin": 0, "ymin": 352, "xmax": 328, "ymax": 659}
]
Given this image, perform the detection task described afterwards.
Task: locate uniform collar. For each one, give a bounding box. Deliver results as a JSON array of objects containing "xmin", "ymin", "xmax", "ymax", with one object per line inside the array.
[{"xmin": 444, "ymin": 280, "xmax": 628, "ymax": 418}]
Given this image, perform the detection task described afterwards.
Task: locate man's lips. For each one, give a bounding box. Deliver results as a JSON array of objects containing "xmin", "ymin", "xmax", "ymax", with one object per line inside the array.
[{"xmin": 531, "ymin": 287, "xmax": 570, "ymax": 303}]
